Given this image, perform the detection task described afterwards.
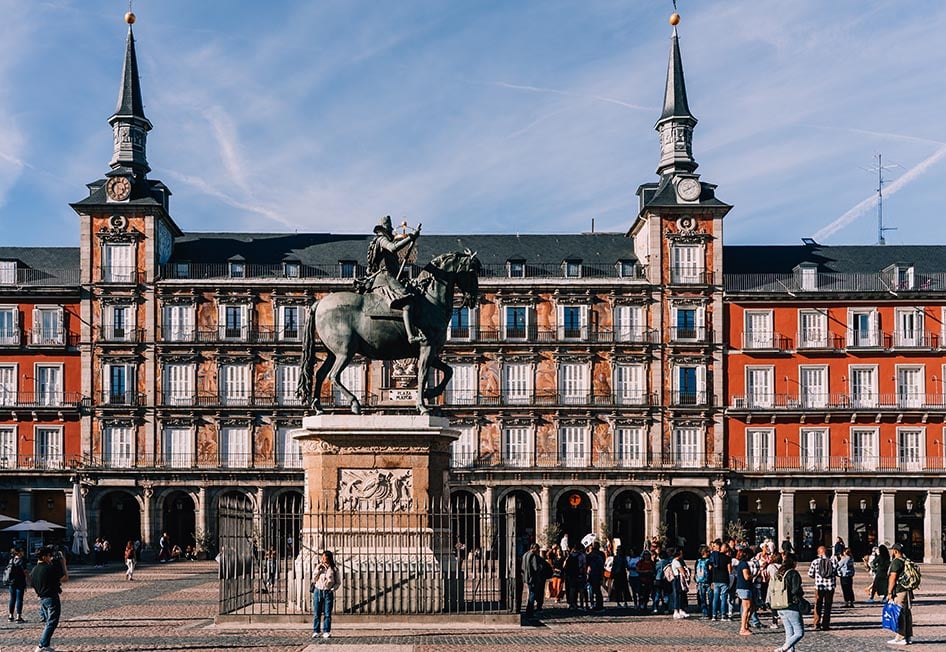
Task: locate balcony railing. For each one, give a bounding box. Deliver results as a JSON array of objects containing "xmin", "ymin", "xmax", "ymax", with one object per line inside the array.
[
  {"xmin": 97, "ymin": 325, "xmax": 143, "ymax": 343},
  {"xmin": 0, "ymin": 329, "xmax": 20, "ymax": 346},
  {"xmin": 742, "ymin": 332, "xmax": 791, "ymax": 351},
  {"xmin": 0, "ymin": 268, "xmax": 80, "ymax": 287},
  {"xmin": 99, "ymin": 266, "xmax": 141, "ymax": 284},
  {"xmin": 157, "ymin": 393, "xmax": 315, "ymax": 408},
  {"xmin": 891, "ymin": 331, "xmax": 938, "ymax": 349},
  {"xmin": 725, "ymin": 272, "xmax": 946, "ymax": 294},
  {"xmin": 730, "ymin": 393, "xmax": 946, "ymax": 410},
  {"xmin": 0, "ymin": 392, "xmax": 84, "ymax": 408},
  {"xmin": 670, "ymin": 267, "xmax": 707, "ymax": 284},
  {"xmin": 670, "ymin": 327, "xmax": 707, "ymax": 342},
  {"xmin": 796, "ymin": 331, "xmax": 844, "ymax": 350},
  {"xmin": 441, "ymin": 390, "xmax": 658, "ymax": 408},
  {"xmin": 77, "ymin": 452, "xmax": 305, "ymax": 471},
  {"xmin": 0, "ymin": 455, "xmax": 80, "ymax": 470},
  {"xmin": 460, "ymin": 328, "xmax": 658, "ymax": 344},
  {"xmin": 156, "ymin": 326, "xmax": 310, "ymax": 344},
  {"xmin": 98, "ymin": 390, "xmax": 146, "ymax": 407},
  {"xmin": 451, "ymin": 451, "xmax": 725, "ymax": 470},
  {"xmin": 729, "ymin": 455, "xmax": 946, "ymax": 473},
  {"xmin": 28, "ymin": 328, "xmax": 73, "ymax": 347},
  {"xmin": 671, "ymin": 391, "xmax": 710, "ymax": 407}
]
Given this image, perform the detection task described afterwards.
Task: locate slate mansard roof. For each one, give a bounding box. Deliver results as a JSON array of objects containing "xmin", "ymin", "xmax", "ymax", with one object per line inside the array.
[
  {"xmin": 0, "ymin": 246, "xmax": 80, "ymax": 287},
  {"xmin": 723, "ymin": 244, "xmax": 946, "ymax": 274}
]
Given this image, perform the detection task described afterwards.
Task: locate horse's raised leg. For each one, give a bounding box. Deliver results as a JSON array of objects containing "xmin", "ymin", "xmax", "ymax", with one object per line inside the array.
[
  {"xmin": 425, "ymin": 355, "xmax": 453, "ymax": 400},
  {"xmin": 310, "ymin": 352, "xmax": 335, "ymax": 414},
  {"xmin": 327, "ymin": 352, "xmax": 360, "ymax": 414}
]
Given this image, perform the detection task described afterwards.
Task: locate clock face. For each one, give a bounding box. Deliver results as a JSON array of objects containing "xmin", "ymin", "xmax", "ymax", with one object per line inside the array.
[
  {"xmin": 676, "ymin": 177, "xmax": 701, "ymax": 202},
  {"xmin": 106, "ymin": 176, "xmax": 132, "ymax": 202}
]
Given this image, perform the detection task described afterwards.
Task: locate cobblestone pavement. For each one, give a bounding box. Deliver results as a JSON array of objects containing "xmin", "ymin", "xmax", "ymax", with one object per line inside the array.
[{"xmin": 2, "ymin": 560, "xmax": 945, "ymax": 651}]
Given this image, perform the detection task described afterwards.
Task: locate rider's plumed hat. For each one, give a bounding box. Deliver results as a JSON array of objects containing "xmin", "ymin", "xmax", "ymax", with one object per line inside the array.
[{"xmin": 374, "ymin": 215, "xmax": 393, "ymax": 236}]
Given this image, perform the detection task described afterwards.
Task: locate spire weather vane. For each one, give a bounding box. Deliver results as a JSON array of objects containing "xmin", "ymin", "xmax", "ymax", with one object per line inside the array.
[{"xmin": 862, "ymin": 154, "xmax": 903, "ymax": 245}]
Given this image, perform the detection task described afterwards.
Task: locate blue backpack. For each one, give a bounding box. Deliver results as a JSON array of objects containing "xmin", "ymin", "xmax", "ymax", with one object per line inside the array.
[{"xmin": 695, "ymin": 557, "xmax": 710, "ymax": 583}]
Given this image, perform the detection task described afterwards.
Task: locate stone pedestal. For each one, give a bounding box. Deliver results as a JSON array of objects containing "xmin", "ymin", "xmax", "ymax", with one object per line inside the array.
[{"xmin": 288, "ymin": 415, "xmax": 460, "ymax": 614}]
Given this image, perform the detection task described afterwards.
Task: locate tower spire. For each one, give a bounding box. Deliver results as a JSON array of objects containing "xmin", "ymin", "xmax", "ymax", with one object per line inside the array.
[
  {"xmin": 655, "ymin": 18, "xmax": 698, "ymax": 177},
  {"xmin": 108, "ymin": 14, "xmax": 152, "ymax": 177}
]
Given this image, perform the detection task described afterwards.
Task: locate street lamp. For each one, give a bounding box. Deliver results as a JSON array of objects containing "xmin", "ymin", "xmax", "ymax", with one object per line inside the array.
[
  {"xmin": 755, "ymin": 497, "xmax": 762, "ymax": 512},
  {"xmin": 682, "ymin": 498, "xmax": 691, "ymax": 511},
  {"xmin": 809, "ymin": 498, "xmax": 817, "ymax": 512},
  {"xmin": 905, "ymin": 499, "xmax": 914, "ymax": 513},
  {"xmin": 860, "ymin": 498, "xmax": 868, "ymax": 512}
]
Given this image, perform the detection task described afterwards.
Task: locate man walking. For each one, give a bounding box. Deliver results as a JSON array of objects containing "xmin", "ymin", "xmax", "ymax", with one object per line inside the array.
[
  {"xmin": 522, "ymin": 543, "xmax": 547, "ymax": 617},
  {"xmin": 586, "ymin": 542, "xmax": 605, "ymax": 611},
  {"xmin": 807, "ymin": 544, "xmax": 837, "ymax": 631},
  {"xmin": 886, "ymin": 543, "xmax": 913, "ymax": 645},
  {"xmin": 31, "ymin": 545, "xmax": 68, "ymax": 652}
]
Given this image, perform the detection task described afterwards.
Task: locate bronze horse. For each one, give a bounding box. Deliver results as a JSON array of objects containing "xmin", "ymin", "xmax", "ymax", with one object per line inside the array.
[{"xmin": 297, "ymin": 250, "xmax": 481, "ymax": 414}]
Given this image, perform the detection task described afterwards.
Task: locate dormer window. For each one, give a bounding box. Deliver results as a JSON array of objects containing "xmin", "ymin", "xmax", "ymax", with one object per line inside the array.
[
  {"xmin": 507, "ymin": 260, "xmax": 525, "ymax": 278},
  {"xmin": 795, "ymin": 263, "xmax": 817, "ymax": 291},
  {"xmin": 228, "ymin": 258, "xmax": 246, "ymax": 278},
  {"xmin": 886, "ymin": 264, "xmax": 915, "ymax": 290},
  {"xmin": 283, "ymin": 261, "xmax": 301, "ymax": 278},
  {"xmin": 617, "ymin": 260, "xmax": 638, "ymax": 278},
  {"xmin": 339, "ymin": 260, "xmax": 357, "ymax": 278},
  {"xmin": 0, "ymin": 260, "xmax": 15, "ymax": 285},
  {"xmin": 174, "ymin": 262, "xmax": 190, "ymax": 278},
  {"xmin": 563, "ymin": 260, "xmax": 582, "ymax": 279}
]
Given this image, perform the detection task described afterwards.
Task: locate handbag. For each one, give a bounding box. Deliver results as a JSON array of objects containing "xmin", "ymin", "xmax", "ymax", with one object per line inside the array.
[
  {"xmin": 882, "ymin": 600, "xmax": 902, "ymax": 632},
  {"xmin": 797, "ymin": 597, "xmax": 813, "ymax": 616}
]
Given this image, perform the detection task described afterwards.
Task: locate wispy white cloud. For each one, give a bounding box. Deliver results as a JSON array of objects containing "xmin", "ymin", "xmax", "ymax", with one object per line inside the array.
[
  {"xmin": 814, "ymin": 146, "xmax": 946, "ymax": 242},
  {"xmin": 489, "ymin": 81, "xmax": 654, "ymax": 113}
]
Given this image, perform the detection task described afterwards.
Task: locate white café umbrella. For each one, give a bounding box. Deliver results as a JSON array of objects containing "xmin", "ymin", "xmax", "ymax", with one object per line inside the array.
[
  {"xmin": 0, "ymin": 514, "xmax": 19, "ymax": 524},
  {"xmin": 32, "ymin": 519, "xmax": 66, "ymax": 531},
  {"xmin": 70, "ymin": 484, "xmax": 89, "ymax": 556},
  {"xmin": 1, "ymin": 520, "xmax": 56, "ymax": 533}
]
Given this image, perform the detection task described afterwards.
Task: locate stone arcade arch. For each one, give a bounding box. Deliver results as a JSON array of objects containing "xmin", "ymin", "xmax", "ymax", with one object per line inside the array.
[
  {"xmin": 97, "ymin": 490, "xmax": 141, "ymax": 559},
  {"xmin": 161, "ymin": 490, "xmax": 197, "ymax": 551},
  {"xmin": 555, "ymin": 489, "xmax": 593, "ymax": 549},
  {"xmin": 611, "ymin": 489, "xmax": 646, "ymax": 554},
  {"xmin": 665, "ymin": 490, "xmax": 706, "ymax": 558}
]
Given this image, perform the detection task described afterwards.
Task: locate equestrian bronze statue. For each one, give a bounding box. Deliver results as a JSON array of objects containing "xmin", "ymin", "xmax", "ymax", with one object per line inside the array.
[{"xmin": 297, "ymin": 217, "xmax": 481, "ymax": 415}]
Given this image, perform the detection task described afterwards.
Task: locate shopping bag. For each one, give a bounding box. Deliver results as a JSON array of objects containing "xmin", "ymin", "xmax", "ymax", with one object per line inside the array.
[{"xmin": 881, "ymin": 600, "xmax": 902, "ymax": 632}]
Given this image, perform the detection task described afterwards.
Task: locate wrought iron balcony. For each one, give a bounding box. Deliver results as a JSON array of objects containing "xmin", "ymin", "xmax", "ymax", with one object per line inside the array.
[
  {"xmin": 742, "ymin": 332, "xmax": 791, "ymax": 351},
  {"xmin": 728, "ymin": 455, "xmax": 946, "ymax": 473},
  {"xmin": 725, "ymin": 271, "xmax": 946, "ymax": 294},
  {"xmin": 97, "ymin": 324, "xmax": 144, "ymax": 343},
  {"xmin": 98, "ymin": 390, "xmax": 146, "ymax": 407},
  {"xmin": 670, "ymin": 267, "xmax": 707, "ymax": 284},
  {"xmin": 0, "ymin": 329, "xmax": 20, "ymax": 346},
  {"xmin": 451, "ymin": 451, "xmax": 725, "ymax": 471},
  {"xmin": 77, "ymin": 451, "xmax": 305, "ymax": 471},
  {"xmin": 670, "ymin": 391, "xmax": 710, "ymax": 407},
  {"xmin": 28, "ymin": 328, "xmax": 77, "ymax": 347},
  {"xmin": 729, "ymin": 393, "xmax": 946, "ymax": 410},
  {"xmin": 0, "ymin": 392, "xmax": 85, "ymax": 408},
  {"xmin": 670, "ymin": 327, "xmax": 707, "ymax": 343},
  {"xmin": 99, "ymin": 266, "xmax": 141, "ymax": 284}
]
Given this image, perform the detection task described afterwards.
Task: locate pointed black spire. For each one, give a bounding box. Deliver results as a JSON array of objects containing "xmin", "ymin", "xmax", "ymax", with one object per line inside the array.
[
  {"xmin": 108, "ymin": 25, "xmax": 152, "ymax": 176},
  {"xmin": 655, "ymin": 26, "xmax": 698, "ymax": 177}
]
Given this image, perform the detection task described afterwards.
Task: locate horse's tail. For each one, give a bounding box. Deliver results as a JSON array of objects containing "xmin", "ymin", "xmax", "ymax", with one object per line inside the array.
[{"xmin": 297, "ymin": 300, "xmax": 319, "ymax": 403}]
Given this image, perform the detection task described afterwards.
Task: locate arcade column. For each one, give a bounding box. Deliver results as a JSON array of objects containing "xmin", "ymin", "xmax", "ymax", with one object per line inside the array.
[
  {"xmin": 778, "ymin": 490, "xmax": 794, "ymax": 546},
  {"xmin": 924, "ymin": 490, "xmax": 943, "ymax": 564}
]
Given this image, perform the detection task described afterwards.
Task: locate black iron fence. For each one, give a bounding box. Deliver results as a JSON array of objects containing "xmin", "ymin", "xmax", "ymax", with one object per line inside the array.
[{"xmin": 218, "ymin": 497, "xmax": 515, "ymax": 617}]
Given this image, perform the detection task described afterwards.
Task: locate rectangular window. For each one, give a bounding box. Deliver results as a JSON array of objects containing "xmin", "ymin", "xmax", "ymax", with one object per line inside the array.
[
  {"xmin": 229, "ymin": 261, "xmax": 245, "ymax": 278},
  {"xmin": 614, "ymin": 364, "xmax": 646, "ymax": 405},
  {"xmin": 673, "ymin": 307, "xmax": 701, "ymax": 341},
  {"xmin": 0, "ymin": 426, "xmax": 16, "ymax": 468},
  {"xmin": 163, "ymin": 427, "xmax": 193, "ymax": 468},
  {"xmin": 615, "ymin": 427, "xmax": 645, "ymax": 467},
  {"xmin": 446, "ymin": 363, "xmax": 476, "ymax": 405},
  {"xmin": 746, "ymin": 367, "xmax": 773, "ymax": 408},
  {"xmin": 564, "ymin": 261, "xmax": 582, "ymax": 278},
  {"xmin": 163, "ymin": 304, "xmax": 195, "ymax": 342},
  {"xmin": 614, "ymin": 304, "xmax": 644, "ymax": 342},
  {"xmin": 559, "ymin": 426, "xmax": 588, "ymax": 467},
  {"xmin": 0, "ymin": 364, "xmax": 16, "ymax": 406},
  {"xmin": 800, "ymin": 366, "xmax": 827, "ymax": 409},
  {"xmin": 102, "ymin": 243, "xmax": 134, "ymax": 283},
  {"xmin": 618, "ymin": 260, "xmax": 637, "ymax": 278},
  {"xmin": 507, "ymin": 261, "xmax": 525, "ymax": 278},
  {"xmin": 105, "ymin": 304, "xmax": 132, "ymax": 341},
  {"xmin": 449, "ymin": 307, "xmax": 472, "ymax": 340},
  {"xmin": 221, "ymin": 305, "xmax": 247, "ymax": 340},
  {"xmin": 220, "ymin": 426, "xmax": 250, "ymax": 468},
  {"xmin": 34, "ymin": 426, "xmax": 63, "ymax": 469},
  {"xmin": 276, "ymin": 364, "xmax": 300, "ymax": 406},
  {"xmin": 502, "ymin": 428, "xmax": 532, "ymax": 467},
  {"xmin": 849, "ymin": 366, "xmax": 877, "ymax": 408},
  {"xmin": 744, "ymin": 311, "xmax": 773, "ymax": 349},
  {"xmin": 35, "ymin": 364, "xmax": 62, "ymax": 406},
  {"xmin": 504, "ymin": 306, "xmax": 528, "ymax": 339},
  {"xmin": 800, "ymin": 428, "xmax": 829, "ymax": 470},
  {"xmin": 559, "ymin": 305, "xmax": 586, "ymax": 340},
  {"xmin": 105, "ymin": 364, "xmax": 135, "ymax": 405},
  {"xmin": 502, "ymin": 363, "xmax": 532, "ymax": 404},
  {"xmin": 0, "ymin": 261, "xmax": 15, "ymax": 285},
  {"xmin": 174, "ymin": 262, "xmax": 190, "ymax": 278},
  {"xmin": 897, "ymin": 429, "xmax": 923, "ymax": 471},
  {"xmin": 896, "ymin": 366, "xmax": 924, "ymax": 408},
  {"xmin": 850, "ymin": 428, "xmax": 877, "ymax": 471},
  {"xmin": 278, "ymin": 305, "xmax": 301, "ymax": 341},
  {"xmin": 277, "ymin": 426, "xmax": 302, "ymax": 468},
  {"xmin": 333, "ymin": 363, "xmax": 364, "ymax": 405},
  {"xmin": 672, "ymin": 427, "xmax": 702, "ymax": 467},
  {"xmin": 675, "ymin": 366, "xmax": 700, "ymax": 405},
  {"xmin": 799, "ymin": 266, "xmax": 816, "ymax": 291},
  {"xmin": 103, "ymin": 426, "xmax": 134, "ymax": 468},
  {"xmin": 559, "ymin": 363, "xmax": 589, "ymax": 405},
  {"xmin": 31, "ymin": 307, "xmax": 63, "ymax": 345},
  {"xmin": 450, "ymin": 426, "xmax": 476, "ymax": 468},
  {"xmin": 284, "ymin": 262, "xmax": 300, "ymax": 278},
  {"xmin": 670, "ymin": 245, "xmax": 703, "ymax": 283},
  {"xmin": 163, "ymin": 364, "xmax": 194, "ymax": 406},
  {"xmin": 0, "ymin": 306, "xmax": 18, "ymax": 345},
  {"xmin": 798, "ymin": 310, "xmax": 827, "ymax": 348},
  {"xmin": 339, "ymin": 261, "xmax": 357, "ymax": 278},
  {"xmin": 894, "ymin": 308, "xmax": 924, "ymax": 348},
  {"xmin": 849, "ymin": 310, "xmax": 878, "ymax": 347},
  {"xmin": 746, "ymin": 429, "xmax": 774, "ymax": 471},
  {"xmin": 220, "ymin": 364, "xmax": 250, "ymax": 406}
]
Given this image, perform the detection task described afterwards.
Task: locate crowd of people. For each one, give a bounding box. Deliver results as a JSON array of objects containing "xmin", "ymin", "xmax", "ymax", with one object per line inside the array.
[{"xmin": 521, "ymin": 533, "xmax": 920, "ymax": 649}]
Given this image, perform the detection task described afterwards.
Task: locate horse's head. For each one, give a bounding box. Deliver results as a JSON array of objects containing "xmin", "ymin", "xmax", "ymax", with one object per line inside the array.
[{"xmin": 426, "ymin": 250, "xmax": 481, "ymax": 308}]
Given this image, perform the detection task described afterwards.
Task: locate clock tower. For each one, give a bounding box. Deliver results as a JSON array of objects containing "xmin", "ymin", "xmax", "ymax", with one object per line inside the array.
[{"xmin": 71, "ymin": 12, "xmax": 183, "ymax": 496}]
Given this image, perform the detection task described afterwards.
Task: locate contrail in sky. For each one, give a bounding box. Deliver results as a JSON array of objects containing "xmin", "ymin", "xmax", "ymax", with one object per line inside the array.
[
  {"xmin": 813, "ymin": 146, "xmax": 946, "ymax": 242},
  {"xmin": 491, "ymin": 81, "xmax": 653, "ymax": 112}
]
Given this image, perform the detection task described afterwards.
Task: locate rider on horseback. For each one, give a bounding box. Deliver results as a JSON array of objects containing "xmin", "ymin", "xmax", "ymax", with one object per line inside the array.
[{"xmin": 365, "ymin": 215, "xmax": 426, "ymax": 344}]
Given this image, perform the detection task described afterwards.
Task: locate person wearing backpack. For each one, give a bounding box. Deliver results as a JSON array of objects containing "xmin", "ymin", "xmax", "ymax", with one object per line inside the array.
[
  {"xmin": 886, "ymin": 543, "xmax": 916, "ymax": 645},
  {"xmin": 5, "ymin": 546, "xmax": 30, "ymax": 623},
  {"xmin": 772, "ymin": 553, "xmax": 806, "ymax": 652},
  {"xmin": 694, "ymin": 546, "xmax": 711, "ymax": 618},
  {"xmin": 836, "ymin": 547, "xmax": 856, "ymax": 607},
  {"xmin": 806, "ymin": 545, "xmax": 837, "ymax": 631}
]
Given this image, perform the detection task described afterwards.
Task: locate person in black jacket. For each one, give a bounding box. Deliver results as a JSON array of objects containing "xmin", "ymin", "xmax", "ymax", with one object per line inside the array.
[
  {"xmin": 775, "ymin": 554, "xmax": 805, "ymax": 652},
  {"xmin": 5, "ymin": 547, "xmax": 29, "ymax": 623},
  {"xmin": 31, "ymin": 545, "xmax": 69, "ymax": 652}
]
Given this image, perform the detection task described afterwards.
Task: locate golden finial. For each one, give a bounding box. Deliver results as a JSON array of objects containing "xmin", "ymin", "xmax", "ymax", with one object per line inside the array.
[
  {"xmin": 669, "ymin": 12, "xmax": 680, "ymax": 26},
  {"xmin": 125, "ymin": 0, "xmax": 136, "ymax": 24}
]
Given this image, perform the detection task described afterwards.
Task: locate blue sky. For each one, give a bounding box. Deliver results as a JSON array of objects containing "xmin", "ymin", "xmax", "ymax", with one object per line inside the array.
[{"xmin": 1, "ymin": 0, "xmax": 945, "ymax": 246}]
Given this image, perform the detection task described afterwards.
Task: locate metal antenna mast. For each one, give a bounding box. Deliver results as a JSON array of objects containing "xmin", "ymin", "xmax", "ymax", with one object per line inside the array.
[{"xmin": 863, "ymin": 153, "xmax": 899, "ymax": 245}]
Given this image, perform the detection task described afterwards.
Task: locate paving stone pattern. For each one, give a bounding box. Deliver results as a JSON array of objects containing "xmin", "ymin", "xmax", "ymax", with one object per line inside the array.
[{"xmin": 2, "ymin": 560, "xmax": 946, "ymax": 651}]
